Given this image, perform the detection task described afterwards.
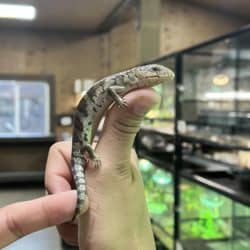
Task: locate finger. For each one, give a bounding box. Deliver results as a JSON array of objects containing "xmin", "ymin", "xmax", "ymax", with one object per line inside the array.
[
  {"xmin": 45, "ymin": 141, "xmax": 73, "ymax": 194},
  {"xmin": 97, "ymin": 88, "xmax": 160, "ymax": 164},
  {"xmin": 45, "ymin": 142, "xmax": 79, "ymax": 245},
  {"xmin": 0, "ymin": 191, "xmax": 76, "ymax": 248}
]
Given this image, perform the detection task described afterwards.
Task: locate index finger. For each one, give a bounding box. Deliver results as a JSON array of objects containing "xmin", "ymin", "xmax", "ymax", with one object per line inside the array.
[
  {"xmin": 0, "ymin": 191, "xmax": 76, "ymax": 248},
  {"xmin": 45, "ymin": 141, "xmax": 73, "ymax": 194}
]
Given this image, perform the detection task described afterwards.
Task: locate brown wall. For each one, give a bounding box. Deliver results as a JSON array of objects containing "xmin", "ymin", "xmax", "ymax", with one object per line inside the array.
[
  {"xmin": 99, "ymin": 1, "xmax": 248, "ymax": 69},
  {"xmin": 109, "ymin": 21, "xmax": 139, "ymax": 73},
  {"xmin": 0, "ymin": 23, "xmax": 138, "ymax": 114},
  {"xmin": 0, "ymin": 30, "xmax": 108, "ymax": 115},
  {"xmin": 0, "ymin": 140, "xmax": 55, "ymax": 172},
  {"xmin": 160, "ymin": 0, "xmax": 247, "ymax": 55}
]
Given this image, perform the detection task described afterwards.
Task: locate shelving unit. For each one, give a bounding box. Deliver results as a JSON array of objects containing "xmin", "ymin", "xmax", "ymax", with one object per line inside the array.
[
  {"xmin": 137, "ymin": 25, "xmax": 250, "ymax": 250},
  {"xmin": 174, "ymin": 25, "xmax": 250, "ymax": 250}
]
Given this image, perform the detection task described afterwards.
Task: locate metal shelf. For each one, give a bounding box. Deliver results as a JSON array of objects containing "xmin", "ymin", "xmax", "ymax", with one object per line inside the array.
[
  {"xmin": 180, "ymin": 134, "xmax": 250, "ymax": 151},
  {"xmin": 0, "ymin": 171, "xmax": 44, "ymax": 185},
  {"xmin": 0, "ymin": 136, "xmax": 56, "ymax": 145},
  {"xmin": 140, "ymin": 152, "xmax": 250, "ymax": 207}
]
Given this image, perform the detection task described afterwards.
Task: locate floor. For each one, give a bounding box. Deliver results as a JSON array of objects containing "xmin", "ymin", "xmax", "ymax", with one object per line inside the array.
[{"xmin": 0, "ymin": 185, "xmax": 66, "ymax": 250}]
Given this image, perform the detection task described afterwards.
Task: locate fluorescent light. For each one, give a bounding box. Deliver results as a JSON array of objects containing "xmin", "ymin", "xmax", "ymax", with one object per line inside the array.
[
  {"xmin": 0, "ymin": 3, "xmax": 36, "ymax": 20},
  {"xmin": 205, "ymin": 91, "xmax": 250, "ymax": 101}
]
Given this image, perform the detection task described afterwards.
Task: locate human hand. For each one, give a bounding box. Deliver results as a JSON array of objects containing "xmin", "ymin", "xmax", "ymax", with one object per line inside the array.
[
  {"xmin": 45, "ymin": 88, "xmax": 159, "ymax": 249},
  {"xmin": 0, "ymin": 190, "xmax": 76, "ymax": 248}
]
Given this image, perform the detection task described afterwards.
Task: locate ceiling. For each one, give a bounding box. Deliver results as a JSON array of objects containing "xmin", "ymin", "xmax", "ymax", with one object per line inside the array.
[
  {"xmin": 186, "ymin": 0, "xmax": 250, "ymax": 20},
  {"xmin": 0, "ymin": 0, "xmax": 128, "ymax": 32},
  {"xmin": 0, "ymin": 0, "xmax": 249, "ymax": 32}
]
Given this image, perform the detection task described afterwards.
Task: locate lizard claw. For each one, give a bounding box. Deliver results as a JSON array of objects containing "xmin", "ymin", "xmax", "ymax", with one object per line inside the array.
[
  {"xmin": 118, "ymin": 99, "xmax": 128, "ymax": 109},
  {"xmin": 92, "ymin": 157, "xmax": 102, "ymax": 168},
  {"xmin": 84, "ymin": 156, "xmax": 101, "ymax": 168}
]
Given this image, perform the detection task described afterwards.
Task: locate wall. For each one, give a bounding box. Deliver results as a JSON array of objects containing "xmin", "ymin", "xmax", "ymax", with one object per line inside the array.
[
  {"xmin": 0, "ymin": 22, "xmax": 138, "ymax": 114},
  {"xmin": 160, "ymin": 0, "xmax": 248, "ymax": 55},
  {"xmin": 105, "ymin": 1, "xmax": 249, "ymax": 67},
  {"xmin": 0, "ymin": 30, "xmax": 108, "ymax": 115},
  {"xmin": 0, "ymin": 30, "xmax": 109, "ymax": 171},
  {"xmin": 0, "ymin": 23, "xmax": 139, "ymax": 143},
  {"xmin": 108, "ymin": 21, "xmax": 139, "ymax": 73}
]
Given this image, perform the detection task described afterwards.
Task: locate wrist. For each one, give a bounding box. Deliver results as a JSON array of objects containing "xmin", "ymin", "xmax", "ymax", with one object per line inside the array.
[{"xmin": 87, "ymin": 227, "xmax": 156, "ymax": 250}]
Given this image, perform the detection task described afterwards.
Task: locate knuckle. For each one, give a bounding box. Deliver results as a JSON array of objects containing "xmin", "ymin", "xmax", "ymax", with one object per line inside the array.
[
  {"xmin": 41, "ymin": 198, "xmax": 54, "ymax": 227},
  {"xmin": 112, "ymin": 119, "xmax": 140, "ymax": 137},
  {"xmin": 4, "ymin": 207, "xmax": 24, "ymax": 238},
  {"xmin": 48, "ymin": 142, "xmax": 63, "ymax": 155}
]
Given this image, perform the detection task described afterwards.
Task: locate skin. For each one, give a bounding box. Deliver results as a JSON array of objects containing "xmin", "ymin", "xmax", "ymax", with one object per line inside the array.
[
  {"xmin": 0, "ymin": 191, "xmax": 76, "ymax": 248},
  {"xmin": 0, "ymin": 88, "xmax": 160, "ymax": 250}
]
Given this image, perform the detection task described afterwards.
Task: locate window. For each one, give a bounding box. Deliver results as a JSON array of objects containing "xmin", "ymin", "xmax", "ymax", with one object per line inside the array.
[{"xmin": 0, "ymin": 76, "xmax": 53, "ymax": 137}]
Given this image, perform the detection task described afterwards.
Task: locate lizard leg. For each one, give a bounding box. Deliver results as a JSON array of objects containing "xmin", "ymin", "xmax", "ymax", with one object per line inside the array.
[
  {"xmin": 83, "ymin": 144, "xmax": 101, "ymax": 168},
  {"xmin": 107, "ymin": 86, "xmax": 128, "ymax": 108}
]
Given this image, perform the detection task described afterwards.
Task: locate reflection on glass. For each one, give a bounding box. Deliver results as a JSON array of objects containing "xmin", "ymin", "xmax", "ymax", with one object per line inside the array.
[
  {"xmin": 0, "ymin": 80, "xmax": 50, "ymax": 137},
  {"xmin": 20, "ymin": 83, "xmax": 49, "ymax": 135},
  {"xmin": 180, "ymin": 30, "xmax": 250, "ymax": 141},
  {"xmin": 138, "ymin": 159, "xmax": 174, "ymax": 242},
  {"xmin": 152, "ymin": 169, "xmax": 172, "ymax": 186},
  {"xmin": 0, "ymin": 83, "xmax": 15, "ymax": 133},
  {"xmin": 181, "ymin": 180, "xmax": 232, "ymax": 240},
  {"xmin": 199, "ymin": 193, "xmax": 224, "ymax": 209}
]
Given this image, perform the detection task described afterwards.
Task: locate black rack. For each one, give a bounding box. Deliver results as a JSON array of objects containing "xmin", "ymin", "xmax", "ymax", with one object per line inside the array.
[
  {"xmin": 179, "ymin": 134, "xmax": 250, "ymax": 151},
  {"xmin": 141, "ymin": 25, "xmax": 250, "ymax": 250}
]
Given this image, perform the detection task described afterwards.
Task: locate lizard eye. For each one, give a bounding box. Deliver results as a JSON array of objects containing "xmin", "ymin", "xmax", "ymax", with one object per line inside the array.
[{"xmin": 151, "ymin": 66, "xmax": 161, "ymax": 72}]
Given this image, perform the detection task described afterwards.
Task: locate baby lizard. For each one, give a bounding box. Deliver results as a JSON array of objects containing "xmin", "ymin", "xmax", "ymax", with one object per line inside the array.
[{"xmin": 71, "ymin": 64, "xmax": 174, "ymax": 219}]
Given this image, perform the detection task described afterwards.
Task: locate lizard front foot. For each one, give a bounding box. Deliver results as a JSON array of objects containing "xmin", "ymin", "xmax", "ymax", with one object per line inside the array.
[
  {"xmin": 91, "ymin": 156, "xmax": 102, "ymax": 168},
  {"xmin": 83, "ymin": 144, "xmax": 102, "ymax": 168},
  {"xmin": 118, "ymin": 98, "xmax": 128, "ymax": 109}
]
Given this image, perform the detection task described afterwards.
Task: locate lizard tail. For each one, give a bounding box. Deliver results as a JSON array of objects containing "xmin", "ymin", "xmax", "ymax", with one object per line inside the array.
[
  {"xmin": 71, "ymin": 110, "xmax": 90, "ymax": 221},
  {"xmin": 71, "ymin": 151, "xmax": 88, "ymax": 220}
]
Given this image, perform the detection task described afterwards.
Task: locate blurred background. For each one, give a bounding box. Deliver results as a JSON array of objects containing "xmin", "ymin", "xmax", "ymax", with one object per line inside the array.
[{"xmin": 0, "ymin": 0, "xmax": 249, "ymax": 249}]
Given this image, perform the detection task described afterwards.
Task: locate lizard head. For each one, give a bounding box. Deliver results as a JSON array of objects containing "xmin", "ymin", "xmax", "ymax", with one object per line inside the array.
[
  {"xmin": 137, "ymin": 64, "xmax": 175, "ymax": 85},
  {"xmin": 127, "ymin": 64, "xmax": 175, "ymax": 88}
]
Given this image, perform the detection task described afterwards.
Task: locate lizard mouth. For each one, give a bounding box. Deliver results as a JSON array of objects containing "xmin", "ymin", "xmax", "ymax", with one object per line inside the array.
[{"xmin": 144, "ymin": 74, "xmax": 172, "ymax": 85}]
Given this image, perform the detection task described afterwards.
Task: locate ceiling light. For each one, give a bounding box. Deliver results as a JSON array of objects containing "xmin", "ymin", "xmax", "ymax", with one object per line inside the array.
[
  {"xmin": 0, "ymin": 3, "xmax": 36, "ymax": 20},
  {"xmin": 213, "ymin": 74, "xmax": 230, "ymax": 86}
]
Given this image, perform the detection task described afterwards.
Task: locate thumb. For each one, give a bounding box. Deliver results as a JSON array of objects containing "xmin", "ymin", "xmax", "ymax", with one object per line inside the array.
[{"xmin": 96, "ymin": 88, "xmax": 160, "ymax": 163}]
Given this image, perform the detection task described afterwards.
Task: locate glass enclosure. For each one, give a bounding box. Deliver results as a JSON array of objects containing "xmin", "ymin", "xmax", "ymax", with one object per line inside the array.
[
  {"xmin": 177, "ymin": 28, "xmax": 250, "ymax": 249},
  {"xmin": 180, "ymin": 180, "xmax": 250, "ymax": 250},
  {"xmin": 180, "ymin": 180, "xmax": 232, "ymax": 240},
  {"xmin": 0, "ymin": 78, "xmax": 52, "ymax": 137},
  {"xmin": 139, "ymin": 26, "xmax": 250, "ymax": 250},
  {"xmin": 139, "ymin": 159, "xmax": 174, "ymax": 249},
  {"xmin": 180, "ymin": 29, "xmax": 250, "ymax": 147},
  {"xmin": 139, "ymin": 158, "xmax": 250, "ymax": 250}
]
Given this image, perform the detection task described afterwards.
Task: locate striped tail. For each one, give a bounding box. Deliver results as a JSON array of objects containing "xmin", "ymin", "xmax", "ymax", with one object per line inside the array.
[
  {"xmin": 71, "ymin": 146, "xmax": 87, "ymax": 220},
  {"xmin": 71, "ymin": 110, "xmax": 88, "ymax": 220}
]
